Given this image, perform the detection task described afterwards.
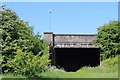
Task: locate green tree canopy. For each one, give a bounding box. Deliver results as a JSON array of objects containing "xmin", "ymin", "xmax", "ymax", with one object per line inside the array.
[
  {"xmin": 0, "ymin": 7, "xmax": 50, "ymax": 78},
  {"xmin": 93, "ymin": 21, "xmax": 120, "ymax": 60}
]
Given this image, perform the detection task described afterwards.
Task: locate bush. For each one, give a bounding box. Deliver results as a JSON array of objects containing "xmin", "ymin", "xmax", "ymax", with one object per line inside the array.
[
  {"xmin": 1, "ymin": 7, "xmax": 50, "ymax": 78},
  {"xmin": 93, "ymin": 21, "xmax": 120, "ymax": 60},
  {"xmin": 102, "ymin": 55, "xmax": 119, "ymax": 66},
  {"xmin": 5, "ymin": 47, "xmax": 50, "ymax": 78}
]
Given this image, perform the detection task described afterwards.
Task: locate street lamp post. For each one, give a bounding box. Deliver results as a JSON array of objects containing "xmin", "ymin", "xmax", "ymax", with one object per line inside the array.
[{"xmin": 49, "ymin": 10, "xmax": 52, "ymax": 32}]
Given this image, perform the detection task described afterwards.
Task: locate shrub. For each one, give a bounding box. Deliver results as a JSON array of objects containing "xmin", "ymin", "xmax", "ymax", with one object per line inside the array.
[
  {"xmin": 102, "ymin": 55, "xmax": 119, "ymax": 66},
  {"xmin": 5, "ymin": 47, "xmax": 50, "ymax": 78},
  {"xmin": 1, "ymin": 7, "xmax": 50, "ymax": 78},
  {"xmin": 93, "ymin": 21, "xmax": 120, "ymax": 60}
]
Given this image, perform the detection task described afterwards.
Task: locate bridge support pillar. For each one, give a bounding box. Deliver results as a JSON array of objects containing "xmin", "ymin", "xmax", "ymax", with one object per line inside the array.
[{"xmin": 51, "ymin": 48, "xmax": 56, "ymax": 65}]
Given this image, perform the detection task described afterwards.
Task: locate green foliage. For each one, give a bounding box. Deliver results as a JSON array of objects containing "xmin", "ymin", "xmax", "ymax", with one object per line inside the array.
[
  {"xmin": 102, "ymin": 55, "xmax": 119, "ymax": 66},
  {"xmin": 1, "ymin": 9, "xmax": 42, "ymax": 55},
  {"xmin": 93, "ymin": 21, "xmax": 120, "ymax": 60},
  {"xmin": 5, "ymin": 45, "xmax": 49, "ymax": 78},
  {"xmin": 1, "ymin": 8, "xmax": 50, "ymax": 78},
  {"xmin": 2, "ymin": 56, "xmax": 119, "ymax": 79}
]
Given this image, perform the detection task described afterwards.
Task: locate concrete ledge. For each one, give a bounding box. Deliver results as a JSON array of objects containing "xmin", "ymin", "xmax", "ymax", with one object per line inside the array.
[{"xmin": 44, "ymin": 32, "xmax": 53, "ymax": 34}]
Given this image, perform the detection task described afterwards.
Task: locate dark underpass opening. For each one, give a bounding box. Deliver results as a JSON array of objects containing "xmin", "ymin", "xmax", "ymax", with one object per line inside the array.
[{"xmin": 54, "ymin": 48, "xmax": 100, "ymax": 72}]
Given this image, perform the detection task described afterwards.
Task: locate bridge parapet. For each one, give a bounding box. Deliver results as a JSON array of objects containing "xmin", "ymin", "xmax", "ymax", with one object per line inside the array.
[{"xmin": 44, "ymin": 32, "xmax": 97, "ymax": 48}]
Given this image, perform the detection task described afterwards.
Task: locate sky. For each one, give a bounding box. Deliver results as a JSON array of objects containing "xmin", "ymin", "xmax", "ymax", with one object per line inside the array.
[
  {"xmin": 1, "ymin": 0, "xmax": 120, "ymax": 2},
  {"xmin": 3, "ymin": 2, "xmax": 118, "ymax": 36}
]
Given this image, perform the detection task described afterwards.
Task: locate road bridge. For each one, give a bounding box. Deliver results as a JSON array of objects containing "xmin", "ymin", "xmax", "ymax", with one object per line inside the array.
[{"xmin": 44, "ymin": 32, "xmax": 100, "ymax": 71}]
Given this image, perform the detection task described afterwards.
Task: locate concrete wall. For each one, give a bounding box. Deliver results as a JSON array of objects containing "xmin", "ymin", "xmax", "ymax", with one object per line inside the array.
[
  {"xmin": 44, "ymin": 32, "xmax": 53, "ymax": 45},
  {"xmin": 44, "ymin": 32, "xmax": 97, "ymax": 48},
  {"xmin": 54, "ymin": 34, "xmax": 96, "ymax": 43}
]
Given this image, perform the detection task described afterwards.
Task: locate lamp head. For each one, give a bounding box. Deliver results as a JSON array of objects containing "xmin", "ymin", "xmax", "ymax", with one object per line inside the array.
[{"xmin": 49, "ymin": 10, "xmax": 51, "ymax": 13}]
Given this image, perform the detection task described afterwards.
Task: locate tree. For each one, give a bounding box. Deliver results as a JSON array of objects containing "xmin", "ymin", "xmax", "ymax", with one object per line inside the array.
[
  {"xmin": 0, "ymin": 7, "xmax": 50, "ymax": 77},
  {"xmin": 93, "ymin": 21, "xmax": 120, "ymax": 60}
]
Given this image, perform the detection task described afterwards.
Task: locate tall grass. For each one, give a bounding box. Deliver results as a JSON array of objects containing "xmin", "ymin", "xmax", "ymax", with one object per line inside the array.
[
  {"xmin": 0, "ymin": 55, "xmax": 2, "ymax": 80},
  {"xmin": 2, "ymin": 73, "xmax": 27, "ymax": 78},
  {"xmin": 1, "ymin": 73, "xmax": 28, "ymax": 80}
]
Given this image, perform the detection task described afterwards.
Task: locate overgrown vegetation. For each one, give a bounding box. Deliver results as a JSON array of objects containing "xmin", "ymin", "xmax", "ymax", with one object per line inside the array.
[
  {"xmin": 41, "ymin": 55, "xmax": 119, "ymax": 78},
  {"xmin": 93, "ymin": 21, "xmax": 120, "ymax": 60},
  {"xmin": 1, "ymin": 7, "xmax": 50, "ymax": 78},
  {"xmin": 2, "ymin": 55, "xmax": 119, "ymax": 78}
]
